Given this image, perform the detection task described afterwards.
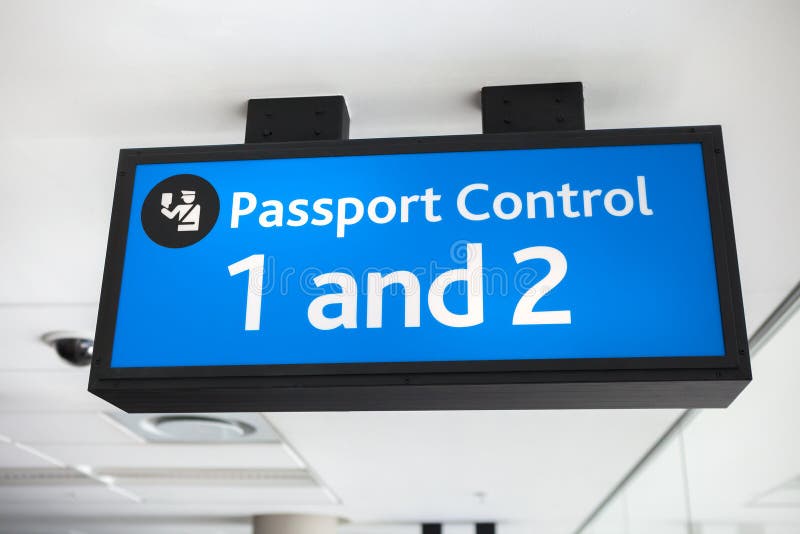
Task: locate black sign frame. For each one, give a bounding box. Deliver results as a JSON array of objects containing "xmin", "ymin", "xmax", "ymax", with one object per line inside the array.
[{"xmin": 89, "ymin": 126, "xmax": 751, "ymax": 412}]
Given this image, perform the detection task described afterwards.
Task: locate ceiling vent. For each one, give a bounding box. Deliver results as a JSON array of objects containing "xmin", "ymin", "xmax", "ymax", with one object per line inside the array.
[{"xmin": 105, "ymin": 412, "xmax": 281, "ymax": 443}]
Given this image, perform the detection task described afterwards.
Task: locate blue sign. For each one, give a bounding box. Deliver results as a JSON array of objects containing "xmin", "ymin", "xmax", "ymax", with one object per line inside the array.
[{"xmin": 111, "ymin": 142, "xmax": 724, "ymax": 368}]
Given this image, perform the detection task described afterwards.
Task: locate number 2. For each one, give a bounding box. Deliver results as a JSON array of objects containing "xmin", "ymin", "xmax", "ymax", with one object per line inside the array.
[{"xmin": 512, "ymin": 246, "xmax": 571, "ymax": 325}]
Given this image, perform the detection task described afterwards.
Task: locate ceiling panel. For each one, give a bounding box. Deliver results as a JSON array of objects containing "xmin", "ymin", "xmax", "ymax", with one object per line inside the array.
[
  {"xmin": 0, "ymin": 484, "xmax": 130, "ymax": 504},
  {"xmin": 0, "ymin": 518, "xmax": 249, "ymax": 534},
  {"xmin": 268, "ymin": 409, "xmax": 682, "ymax": 530},
  {"xmin": 132, "ymin": 484, "xmax": 333, "ymax": 505},
  {"xmin": 0, "ymin": 371, "xmax": 112, "ymax": 413},
  {"xmin": 0, "ymin": 413, "xmax": 136, "ymax": 445},
  {"xmin": 33, "ymin": 443, "xmax": 302, "ymax": 470},
  {"xmin": 0, "ymin": 442, "xmax": 59, "ymax": 469}
]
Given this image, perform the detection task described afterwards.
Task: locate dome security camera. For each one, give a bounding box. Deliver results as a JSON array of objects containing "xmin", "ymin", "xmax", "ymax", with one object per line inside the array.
[{"xmin": 41, "ymin": 331, "xmax": 94, "ymax": 367}]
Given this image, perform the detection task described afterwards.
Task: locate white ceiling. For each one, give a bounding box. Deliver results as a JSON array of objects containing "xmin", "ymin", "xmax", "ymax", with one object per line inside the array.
[
  {"xmin": 682, "ymin": 304, "xmax": 800, "ymax": 530},
  {"xmin": 0, "ymin": 0, "xmax": 798, "ymax": 533},
  {"xmin": 583, "ymin": 301, "xmax": 800, "ymax": 534}
]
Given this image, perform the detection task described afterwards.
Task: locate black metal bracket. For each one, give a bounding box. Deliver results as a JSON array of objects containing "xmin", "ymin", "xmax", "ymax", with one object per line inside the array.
[
  {"xmin": 420, "ymin": 523, "xmax": 494, "ymax": 533},
  {"xmin": 245, "ymin": 95, "xmax": 350, "ymax": 143},
  {"xmin": 245, "ymin": 85, "xmax": 580, "ymax": 142},
  {"xmin": 481, "ymin": 82, "xmax": 585, "ymax": 133}
]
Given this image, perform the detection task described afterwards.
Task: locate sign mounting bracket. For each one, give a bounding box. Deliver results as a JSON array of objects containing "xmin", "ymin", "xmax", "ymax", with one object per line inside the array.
[
  {"xmin": 244, "ymin": 95, "xmax": 350, "ymax": 143},
  {"xmin": 481, "ymin": 82, "xmax": 585, "ymax": 134}
]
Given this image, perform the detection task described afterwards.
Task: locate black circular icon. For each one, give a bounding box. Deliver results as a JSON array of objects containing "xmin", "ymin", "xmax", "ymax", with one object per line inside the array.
[{"xmin": 141, "ymin": 174, "xmax": 220, "ymax": 248}]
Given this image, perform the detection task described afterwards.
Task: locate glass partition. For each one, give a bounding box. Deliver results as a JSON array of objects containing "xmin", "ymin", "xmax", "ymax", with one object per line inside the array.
[{"xmin": 580, "ymin": 288, "xmax": 800, "ymax": 534}]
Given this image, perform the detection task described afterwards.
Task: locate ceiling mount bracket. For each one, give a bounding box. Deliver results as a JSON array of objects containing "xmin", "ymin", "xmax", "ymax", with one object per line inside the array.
[
  {"xmin": 481, "ymin": 82, "xmax": 585, "ymax": 133},
  {"xmin": 244, "ymin": 95, "xmax": 350, "ymax": 143}
]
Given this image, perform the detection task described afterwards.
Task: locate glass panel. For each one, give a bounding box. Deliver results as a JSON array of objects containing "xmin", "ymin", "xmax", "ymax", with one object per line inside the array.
[{"xmin": 582, "ymin": 299, "xmax": 800, "ymax": 534}]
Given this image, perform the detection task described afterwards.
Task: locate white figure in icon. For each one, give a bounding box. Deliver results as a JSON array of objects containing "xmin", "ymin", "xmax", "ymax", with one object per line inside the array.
[{"xmin": 161, "ymin": 190, "xmax": 201, "ymax": 232}]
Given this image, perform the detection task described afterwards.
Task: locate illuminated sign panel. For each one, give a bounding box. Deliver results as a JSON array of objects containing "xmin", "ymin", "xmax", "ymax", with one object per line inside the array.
[{"xmin": 90, "ymin": 127, "xmax": 750, "ymax": 411}]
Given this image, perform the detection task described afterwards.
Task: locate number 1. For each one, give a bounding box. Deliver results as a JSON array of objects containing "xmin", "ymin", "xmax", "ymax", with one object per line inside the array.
[{"xmin": 228, "ymin": 254, "xmax": 265, "ymax": 331}]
